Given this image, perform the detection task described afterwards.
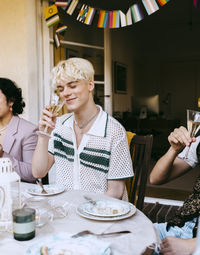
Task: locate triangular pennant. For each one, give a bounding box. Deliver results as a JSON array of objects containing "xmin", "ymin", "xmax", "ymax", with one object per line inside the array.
[
  {"xmin": 44, "ymin": 4, "xmax": 60, "ymax": 27},
  {"xmin": 131, "ymin": 3, "xmax": 144, "ymax": 23},
  {"xmin": 109, "ymin": 10, "xmax": 120, "ymax": 28},
  {"xmin": 156, "ymin": 0, "xmax": 169, "ymax": 6},
  {"xmin": 84, "ymin": 7, "xmax": 96, "ymax": 25},
  {"xmin": 56, "ymin": 24, "xmax": 67, "ymax": 35},
  {"xmin": 126, "ymin": 8, "xmax": 132, "ymax": 26},
  {"xmin": 142, "ymin": 0, "xmax": 159, "ymax": 15},
  {"xmin": 54, "ymin": 33, "xmax": 61, "ymax": 48},
  {"xmin": 97, "ymin": 10, "xmax": 109, "ymax": 28},
  {"xmin": 66, "ymin": 0, "xmax": 79, "ymax": 15}
]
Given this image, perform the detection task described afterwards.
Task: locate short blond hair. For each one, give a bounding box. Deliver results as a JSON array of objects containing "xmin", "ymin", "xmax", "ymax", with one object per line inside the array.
[{"xmin": 51, "ymin": 58, "xmax": 94, "ymax": 89}]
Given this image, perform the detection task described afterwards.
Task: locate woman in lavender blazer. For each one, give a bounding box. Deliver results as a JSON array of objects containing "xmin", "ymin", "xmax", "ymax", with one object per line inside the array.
[{"xmin": 0, "ymin": 78, "xmax": 38, "ymax": 182}]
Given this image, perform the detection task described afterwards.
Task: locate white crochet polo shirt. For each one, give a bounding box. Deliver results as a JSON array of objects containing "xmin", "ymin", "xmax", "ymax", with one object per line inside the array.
[{"xmin": 48, "ymin": 106, "xmax": 134, "ymax": 194}]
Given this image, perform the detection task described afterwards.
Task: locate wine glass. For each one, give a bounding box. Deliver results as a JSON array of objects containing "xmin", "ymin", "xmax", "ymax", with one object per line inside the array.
[
  {"xmin": 184, "ymin": 109, "xmax": 200, "ymax": 159},
  {"xmin": 37, "ymin": 88, "xmax": 65, "ymax": 137}
]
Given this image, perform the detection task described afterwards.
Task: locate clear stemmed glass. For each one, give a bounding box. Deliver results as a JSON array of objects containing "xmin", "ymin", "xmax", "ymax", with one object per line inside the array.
[
  {"xmin": 37, "ymin": 88, "xmax": 65, "ymax": 137},
  {"xmin": 184, "ymin": 109, "xmax": 200, "ymax": 159}
]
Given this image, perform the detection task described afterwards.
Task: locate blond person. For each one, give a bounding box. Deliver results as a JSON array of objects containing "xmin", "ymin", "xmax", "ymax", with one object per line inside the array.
[{"xmin": 32, "ymin": 58, "xmax": 133, "ymax": 199}]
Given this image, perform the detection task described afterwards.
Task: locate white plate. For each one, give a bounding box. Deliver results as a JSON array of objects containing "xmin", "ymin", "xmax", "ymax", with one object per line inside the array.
[
  {"xmin": 77, "ymin": 202, "xmax": 136, "ymax": 221},
  {"xmin": 26, "ymin": 184, "xmax": 65, "ymax": 196},
  {"xmin": 81, "ymin": 200, "xmax": 131, "ymax": 217},
  {"xmin": 26, "ymin": 232, "xmax": 111, "ymax": 255}
]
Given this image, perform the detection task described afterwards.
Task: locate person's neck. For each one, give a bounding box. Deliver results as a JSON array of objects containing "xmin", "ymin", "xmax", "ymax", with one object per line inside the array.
[
  {"xmin": 0, "ymin": 113, "xmax": 13, "ymax": 129},
  {"xmin": 74, "ymin": 102, "xmax": 97, "ymax": 123}
]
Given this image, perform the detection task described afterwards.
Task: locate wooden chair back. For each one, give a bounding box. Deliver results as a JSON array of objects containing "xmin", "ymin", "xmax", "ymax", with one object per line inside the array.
[{"xmin": 127, "ymin": 134, "xmax": 153, "ymax": 210}]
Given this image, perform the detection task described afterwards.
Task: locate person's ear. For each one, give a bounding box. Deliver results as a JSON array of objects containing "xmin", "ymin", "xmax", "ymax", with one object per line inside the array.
[
  {"xmin": 8, "ymin": 102, "xmax": 14, "ymax": 111},
  {"xmin": 88, "ymin": 81, "xmax": 94, "ymax": 92}
]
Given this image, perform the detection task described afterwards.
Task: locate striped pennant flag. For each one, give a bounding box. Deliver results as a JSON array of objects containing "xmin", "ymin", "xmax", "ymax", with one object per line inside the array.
[
  {"xmin": 156, "ymin": 0, "xmax": 169, "ymax": 6},
  {"xmin": 119, "ymin": 11, "xmax": 126, "ymax": 27},
  {"xmin": 55, "ymin": 1, "xmax": 68, "ymax": 7},
  {"xmin": 55, "ymin": 1, "xmax": 69, "ymax": 11},
  {"xmin": 56, "ymin": 24, "xmax": 67, "ymax": 34},
  {"xmin": 119, "ymin": 9, "xmax": 133, "ymax": 27},
  {"xmin": 66, "ymin": 0, "xmax": 79, "ymax": 15},
  {"xmin": 109, "ymin": 10, "xmax": 120, "ymax": 28},
  {"xmin": 44, "ymin": 4, "xmax": 60, "ymax": 27},
  {"xmin": 97, "ymin": 10, "xmax": 109, "ymax": 28},
  {"xmin": 126, "ymin": 8, "xmax": 132, "ymax": 26},
  {"xmin": 131, "ymin": 3, "xmax": 144, "ymax": 23},
  {"xmin": 142, "ymin": 0, "xmax": 159, "ymax": 15},
  {"xmin": 77, "ymin": 4, "xmax": 89, "ymax": 23},
  {"xmin": 84, "ymin": 7, "xmax": 96, "ymax": 25},
  {"xmin": 54, "ymin": 33, "xmax": 60, "ymax": 48}
]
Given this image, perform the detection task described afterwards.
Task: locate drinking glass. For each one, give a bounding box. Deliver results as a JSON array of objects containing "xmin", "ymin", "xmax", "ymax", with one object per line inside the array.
[
  {"xmin": 184, "ymin": 109, "xmax": 200, "ymax": 159},
  {"xmin": 37, "ymin": 88, "xmax": 65, "ymax": 137}
]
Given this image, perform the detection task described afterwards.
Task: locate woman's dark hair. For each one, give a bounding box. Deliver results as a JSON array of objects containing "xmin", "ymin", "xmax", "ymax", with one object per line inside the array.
[{"xmin": 0, "ymin": 78, "xmax": 25, "ymax": 115}]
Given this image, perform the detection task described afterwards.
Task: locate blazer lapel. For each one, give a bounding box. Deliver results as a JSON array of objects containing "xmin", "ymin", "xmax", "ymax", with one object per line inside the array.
[{"xmin": 2, "ymin": 116, "xmax": 19, "ymax": 154}]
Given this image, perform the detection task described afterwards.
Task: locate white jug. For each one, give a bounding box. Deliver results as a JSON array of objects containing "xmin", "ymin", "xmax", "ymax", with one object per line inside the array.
[{"xmin": 0, "ymin": 158, "xmax": 21, "ymax": 231}]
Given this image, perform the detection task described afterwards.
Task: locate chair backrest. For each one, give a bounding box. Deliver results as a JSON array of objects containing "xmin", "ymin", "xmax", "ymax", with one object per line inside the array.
[{"xmin": 127, "ymin": 134, "xmax": 153, "ymax": 210}]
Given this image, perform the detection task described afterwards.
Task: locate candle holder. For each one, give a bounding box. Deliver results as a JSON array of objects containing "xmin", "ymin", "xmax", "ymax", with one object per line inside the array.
[{"xmin": 0, "ymin": 158, "xmax": 21, "ymax": 232}]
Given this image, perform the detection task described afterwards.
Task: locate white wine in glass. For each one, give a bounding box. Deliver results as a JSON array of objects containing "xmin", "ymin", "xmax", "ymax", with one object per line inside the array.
[
  {"xmin": 37, "ymin": 89, "xmax": 65, "ymax": 137},
  {"xmin": 184, "ymin": 109, "xmax": 200, "ymax": 159}
]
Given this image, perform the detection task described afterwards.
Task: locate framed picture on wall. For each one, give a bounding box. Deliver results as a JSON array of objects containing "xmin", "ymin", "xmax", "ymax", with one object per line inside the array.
[{"xmin": 114, "ymin": 61, "xmax": 127, "ymax": 94}]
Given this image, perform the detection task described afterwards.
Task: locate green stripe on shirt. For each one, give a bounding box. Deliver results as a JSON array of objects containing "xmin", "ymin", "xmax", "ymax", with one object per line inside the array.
[
  {"xmin": 54, "ymin": 140, "xmax": 74, "ymax": 156},
  {"xmin": 80, "ymin": 152, "xmax": 110, "ymax": 167},
  {"xmin": 80, "ymin": 161, "xmax": 108, "ymax": 173}
]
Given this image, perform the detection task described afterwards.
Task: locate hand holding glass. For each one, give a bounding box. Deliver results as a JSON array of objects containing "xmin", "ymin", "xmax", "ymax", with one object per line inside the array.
[
  {"xmin": 38, "ymin": 89, "xmax": 65, "ymax": 137},
  {"xmin": 184, "ymin": 109, "xmax": 200, "ymax": 159}
]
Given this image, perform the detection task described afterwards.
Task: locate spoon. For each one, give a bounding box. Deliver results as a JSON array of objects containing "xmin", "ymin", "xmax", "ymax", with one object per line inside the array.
[{"xmin": 36, "ymin": 179, "xmax": 48, "ymax": 194}]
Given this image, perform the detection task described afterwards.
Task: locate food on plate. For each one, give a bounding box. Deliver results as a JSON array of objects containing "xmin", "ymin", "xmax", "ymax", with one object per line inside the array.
[
  {"xmin": 112, "ymin": 209, "xmax": 118, "ymax": 214},
  {"xmin": 40, "ymin": 246, "xmax": 48, "ymax": 255}
]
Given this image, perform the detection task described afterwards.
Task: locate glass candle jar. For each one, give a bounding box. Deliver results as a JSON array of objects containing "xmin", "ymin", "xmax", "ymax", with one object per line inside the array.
[{"xmin": 12, "ymin": 208, "xmax": 35, "ymax": 241}]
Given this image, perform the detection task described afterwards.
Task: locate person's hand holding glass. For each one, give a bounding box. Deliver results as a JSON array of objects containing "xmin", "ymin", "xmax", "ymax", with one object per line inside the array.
[
  {"xmin": 38, "ymin": 87, "xmax": 65, "ymax": 137},
  {"xmin": 184, "ymin": 109, "xmax": 200, "ymax": 159}
]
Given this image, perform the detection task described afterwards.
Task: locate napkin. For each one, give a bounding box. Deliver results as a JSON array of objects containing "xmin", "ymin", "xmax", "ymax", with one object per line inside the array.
[{"xmin": 26, "ymin": 232, "xmax": 111, "ymax": 255}]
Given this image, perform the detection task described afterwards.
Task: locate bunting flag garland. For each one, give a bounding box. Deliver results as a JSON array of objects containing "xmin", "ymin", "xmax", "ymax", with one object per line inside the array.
[
  {"xmin": 66, "ymin": 0, "xmax": 79, "ymax": 15},
  {"xmin": 46, "ymin": 0, "xmax": 170, "ymax": 29},
  {"xmin": 142, "ymin": 0, "xmax": 159, "ymax": 15},
  {"xmin": 77, "ymin": 4, "xmax": 89, "ymax": 22},
  {"xmin": 119, "ymin": 11, "xmax": 126, "ymax": 27},
  {"xmin": 56, "ymin": 24, "xmax": 68, "ymax": 34},
  {"xmin": 156, "ymin": 0, "xmax": 169, "ymax": 6},
  {"xmin": 55, "ymin": 0, "xmax": 71, "ymax": 10},
  {"xmin": 44, "ymin": 4, "xmax": 60, "ymax": 27},
  {"xmin": 109, "ymin": 10, "xmax": 120, "ymax": 28},
  {"xmin": 126, "ymin": 8, "xmax": 133, "ymax": 26},
  {"xmin": 97, "ymin": 10, "xmax": 109, "ymax": 28},
  {"xmin": 131, "ymin": 4, "xmax": 144, "ymax": 23},
  {"xmin": 54, "ymin": 33, "xmax": 61, "ymax": 48},
  {"xmin": 84, "ymin": 7, "xmax": 96, "ymax": 25},
  {"xmin": 55, "ymin": 1, "xmax": 68, "ymax": 7}
]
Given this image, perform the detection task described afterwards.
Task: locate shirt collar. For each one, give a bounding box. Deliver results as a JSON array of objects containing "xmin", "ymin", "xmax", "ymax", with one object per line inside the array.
[{"xmin": 62, "ymin": 105, "xmax": 108, "ymax": 137}]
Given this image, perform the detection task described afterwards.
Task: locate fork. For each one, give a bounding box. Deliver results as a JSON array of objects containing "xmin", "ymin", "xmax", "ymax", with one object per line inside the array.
[
  {"xmin": 83, "ymin": 195, "xmax": 97, "ymax": 205},
  {"xmin": 36, "ymin": 179, "xmax": 48, "ymax": 194},
  {"xmin": 72, "ymin": 230, "xmax": 131, "ymax": 238}
]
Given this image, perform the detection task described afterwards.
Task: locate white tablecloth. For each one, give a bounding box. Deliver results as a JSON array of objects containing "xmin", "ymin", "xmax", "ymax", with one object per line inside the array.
[{"xmin": 0, "ymin": 183, "xmax": 157, "ymax": 255}]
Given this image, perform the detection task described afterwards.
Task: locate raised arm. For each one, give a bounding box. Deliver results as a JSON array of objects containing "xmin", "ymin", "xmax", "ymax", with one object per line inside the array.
[
  {"xmin": 32, "ymin": 107, "xmax": 56, "ymax": 179},
  {"xmin": 150, "ymin": 126, "xmax": 195, "ymax": 185}
]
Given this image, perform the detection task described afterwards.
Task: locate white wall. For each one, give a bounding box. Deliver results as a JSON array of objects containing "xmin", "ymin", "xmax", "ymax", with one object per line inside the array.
[{"xmin": 0, "ymin": 0, "xmax": 40, "ymax": 124}]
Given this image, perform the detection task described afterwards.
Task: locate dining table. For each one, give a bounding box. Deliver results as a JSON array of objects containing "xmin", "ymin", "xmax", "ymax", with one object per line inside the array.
[{"xmin": 0, "ymin": 182, "xmax": 158, "ymax": 255}]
